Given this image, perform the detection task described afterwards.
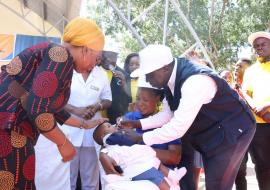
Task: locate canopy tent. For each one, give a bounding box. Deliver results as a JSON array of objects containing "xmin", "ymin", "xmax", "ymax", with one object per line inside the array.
[
  {"xmin": 0, "ymin": 0, "xmax": 81, "ymax": 36},
  {"xmin": 0, "ymin": 0, "xmax": 81, "ymax": 66}
]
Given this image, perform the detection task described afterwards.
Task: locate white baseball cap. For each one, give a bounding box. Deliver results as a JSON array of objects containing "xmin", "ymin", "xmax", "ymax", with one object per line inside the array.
[
  {"xmin": 137, "ymin": 75, "xmax": 159, "ymax": 89},
  {"xmin": 130, "ymin": 44, "xmax": 173, "ymax": 78},
  {"xmin": 248, "ymin": 31, "xmax": 270, "ymax": 45}
]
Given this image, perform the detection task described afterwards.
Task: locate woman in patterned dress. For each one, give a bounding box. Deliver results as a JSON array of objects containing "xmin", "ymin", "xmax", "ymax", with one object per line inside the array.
[{"xmin": 0, "ymin": 17, "xmax": 106, "ymax": 190}]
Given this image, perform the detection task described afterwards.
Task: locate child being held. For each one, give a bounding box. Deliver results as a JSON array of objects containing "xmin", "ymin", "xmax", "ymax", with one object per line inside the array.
[
  {"xmin": 123, "ymin": 78, "xmax": 182, "ymax": 169},
  {"xmin": 93, "ymin": 122, "xmax": 186, "ymax": 190}
]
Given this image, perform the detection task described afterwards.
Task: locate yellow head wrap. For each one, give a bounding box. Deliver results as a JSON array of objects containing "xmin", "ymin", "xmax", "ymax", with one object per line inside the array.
[{"xmin": 63, "ymin": 17, "xmax": 105, "ymax": 51}]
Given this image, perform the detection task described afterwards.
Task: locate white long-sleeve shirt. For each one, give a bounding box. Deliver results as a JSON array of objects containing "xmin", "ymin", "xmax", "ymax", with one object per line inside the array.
[{"xmin": 142, "ymin": 63, "xmax": 217, "ymax": 146}]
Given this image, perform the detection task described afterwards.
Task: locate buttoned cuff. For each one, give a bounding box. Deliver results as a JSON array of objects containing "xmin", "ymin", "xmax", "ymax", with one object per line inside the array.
[
  {"xmin": 142, "ymin": 132, "xmax": 154, "ymax": 146},
  {"xmin": 140, "ymin": 118, "xmax": 156, "ymax": 130}
]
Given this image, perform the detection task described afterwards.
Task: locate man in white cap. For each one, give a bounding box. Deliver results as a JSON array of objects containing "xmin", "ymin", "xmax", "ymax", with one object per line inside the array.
[
  {"xmin": 242, "ymin": 31, "xmax": 270, "ymax": 190},
  {"xmin": 110, "ymin": 44, "xmax": 256, "ymax": 190}
]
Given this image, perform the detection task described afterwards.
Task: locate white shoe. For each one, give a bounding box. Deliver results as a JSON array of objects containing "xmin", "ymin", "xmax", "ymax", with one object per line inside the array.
[{"xmin": 167, "ymin": 167, "xmax": 187, "ymax": 185}]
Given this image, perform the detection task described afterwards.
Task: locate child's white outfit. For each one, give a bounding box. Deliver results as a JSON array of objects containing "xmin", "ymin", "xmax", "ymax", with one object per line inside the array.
[
  {"xmin": 101, "ymin": 143, "xmax": 186, "ymax": 190},
  {"xmin": 103, "ymin": 144, "xmax": 160, "ymax": 178}
]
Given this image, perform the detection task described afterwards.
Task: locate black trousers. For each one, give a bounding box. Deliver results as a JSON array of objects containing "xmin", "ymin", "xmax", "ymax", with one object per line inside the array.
[
  {"xmin": 178, "ymin": 140, "xmax": 196, "ymax": 190},
  {"xmin": 235, "ymin": 152, "xmax": 248, "ymax": 190},
  {"xmin": 201, "ymin": 124, "xmax": 255, "ymax": 190},
  {"xmin": 180, "ymin": 123, "xmax": 255, "ymax": 190},
  {"xmin": 249, "ymin": 123, "xmax": 270, "ymax": 190}
]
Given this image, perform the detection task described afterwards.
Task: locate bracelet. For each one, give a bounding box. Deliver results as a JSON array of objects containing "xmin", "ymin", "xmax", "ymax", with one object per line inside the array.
[
  {"xmin": 79, "ymin": 120, "xmax": 86, "ymax": 129},
  {"xmin": 98, "ymin": 102, "xmax": 103, "ymax": 110},
  {"xmin": 57, "ymin": 136, "xmax": 67, "ymax": 149}
]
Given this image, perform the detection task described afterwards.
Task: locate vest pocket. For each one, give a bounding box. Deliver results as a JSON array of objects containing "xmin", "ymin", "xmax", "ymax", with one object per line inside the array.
[{"xmin": 223, "ymin": 111, "xmax": 254, "ymax": 145}]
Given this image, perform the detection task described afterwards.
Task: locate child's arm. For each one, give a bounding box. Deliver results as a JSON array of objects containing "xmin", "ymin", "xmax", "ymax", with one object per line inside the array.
[
  {"xmin": 99, "ymin": 151, "xmax": 122, "ymax": 175},
  {"xmin": 158, "ymin": 163, "xmax": 170, "ymax": 177},
  {"xmin": 154, "ymin": 144, "xmax": 182, "ymax": 166}
]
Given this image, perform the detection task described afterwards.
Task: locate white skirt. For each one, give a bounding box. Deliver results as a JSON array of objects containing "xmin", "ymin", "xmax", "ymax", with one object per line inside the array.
[{"xmin": 34, "ymin": 132, "xmax": 71, "ymax": 190}]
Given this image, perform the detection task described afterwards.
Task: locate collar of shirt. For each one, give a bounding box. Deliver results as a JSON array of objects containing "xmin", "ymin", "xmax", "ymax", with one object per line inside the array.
[
  {"xmin": 73, "ymin": 66, "xmax": 100, "ymax": 85},
  {"xmin": 167, "ymin": 58, "xmax": 177, "ymax": 95}
]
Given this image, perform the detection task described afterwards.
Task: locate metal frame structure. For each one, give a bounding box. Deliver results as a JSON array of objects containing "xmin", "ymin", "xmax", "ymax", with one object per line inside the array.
[
  {"xmin": 106, "ymin": 0, "xmax": 146, "ymax": 47},
  {"xmin": 105, "ymin": 0, "xmax": 214, "ymax": 68}
]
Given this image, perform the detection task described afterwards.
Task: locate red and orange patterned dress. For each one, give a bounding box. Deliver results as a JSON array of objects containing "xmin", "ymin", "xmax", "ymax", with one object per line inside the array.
[{"xmin": 0, "ymin": 42, "xmax": 73, "ymax": 190}]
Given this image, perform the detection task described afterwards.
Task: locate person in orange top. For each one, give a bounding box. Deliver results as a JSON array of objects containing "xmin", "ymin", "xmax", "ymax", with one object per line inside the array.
[{"xmin": 242, "ymin": 31, "xmax": 270, "ymax": 190}]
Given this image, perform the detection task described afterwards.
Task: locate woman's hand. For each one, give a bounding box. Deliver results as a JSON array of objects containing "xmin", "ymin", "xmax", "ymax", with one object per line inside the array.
[
  {"xmin": 72, "ymin": 107, "xmax": 89, "ymax": 118},
  {"xmin": 42, "ymin": 126, "xmax": 76, "ymax": 162},
  {"xmin": 84, "ymin": 118, "xmax": 109, "ymax": 129},
  {"xmin": 84, "ymin": 104, "xmax": 99, "ymax": 120},
  {"xmin": 57, "ymin": 139, "xmax": 76, "ymax": 162},
  {"xmin": 99, "ymin": 152, "xmax": 122, "ymax": 175}
]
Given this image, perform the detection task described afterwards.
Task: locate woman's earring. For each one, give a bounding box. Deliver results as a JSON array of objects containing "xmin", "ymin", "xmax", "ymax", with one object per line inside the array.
[
  {"xmin": 96, "ymin": 56, "xmax": 101, "ymax": 65},
  {"xmin": 81, "ymin": 48, "xmax": 86, "ymax": 62},
  {"xmin": 155, "ymin": 101, "xmax": 161, "ymax": 113},
  {"xmin": 83, "ymin": 53, "xmax": 86, "ymax": 62}
]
